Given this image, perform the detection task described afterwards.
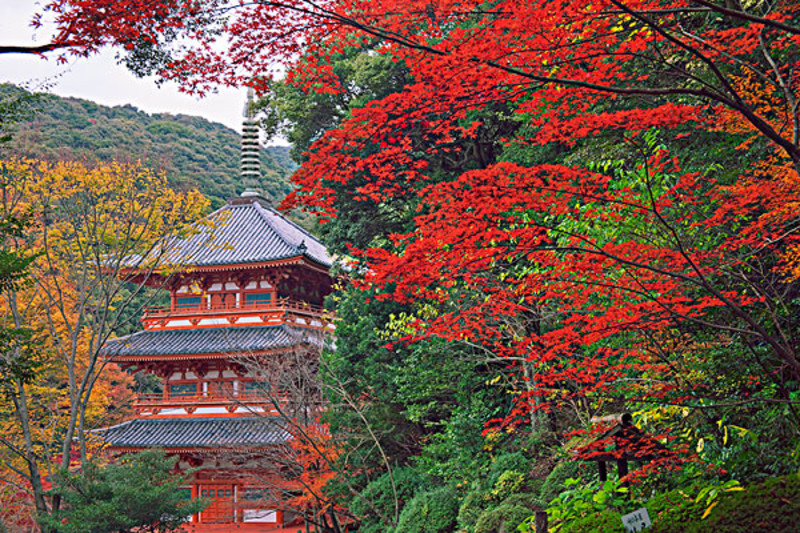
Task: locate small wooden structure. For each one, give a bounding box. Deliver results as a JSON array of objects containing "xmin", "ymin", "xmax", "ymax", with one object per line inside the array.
[{"xmin": 571, "ymin": 413, "xmax": 667, "ymax": 484}]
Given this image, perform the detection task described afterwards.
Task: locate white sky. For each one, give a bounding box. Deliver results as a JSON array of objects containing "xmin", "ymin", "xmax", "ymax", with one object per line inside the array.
[{"xmin": 0, "ymin": 2, "xmax": 247, "ymax": 133}]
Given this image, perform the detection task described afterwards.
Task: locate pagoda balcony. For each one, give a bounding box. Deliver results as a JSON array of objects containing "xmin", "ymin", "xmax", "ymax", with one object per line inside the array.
[
  {"xmin": 140, "ymin": 297, "xmax": 329, "ymax": 330},
  {"xmin": 132, "ymin": 391, "xmax": 285, "ymax": 414}
]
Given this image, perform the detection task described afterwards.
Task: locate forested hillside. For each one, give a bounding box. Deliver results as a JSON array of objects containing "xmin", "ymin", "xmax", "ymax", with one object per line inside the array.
[{"xmin": 2, "ymin": 84, "xmax": 295, "ymax": 209}]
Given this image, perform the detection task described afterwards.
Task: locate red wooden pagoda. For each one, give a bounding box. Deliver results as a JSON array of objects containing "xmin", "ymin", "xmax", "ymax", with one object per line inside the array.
[{"xmin": 100, "ymin": 92, "xmax": 333, "ymax": 532}]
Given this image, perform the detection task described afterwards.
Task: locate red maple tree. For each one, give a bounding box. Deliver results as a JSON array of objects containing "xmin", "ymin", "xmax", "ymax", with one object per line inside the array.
[{"xmin": 16, "ymin": 0, "xmax": 800, "ymax": 460}]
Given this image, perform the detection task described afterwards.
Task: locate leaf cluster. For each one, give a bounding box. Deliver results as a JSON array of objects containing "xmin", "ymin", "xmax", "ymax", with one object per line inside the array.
[{"xmin": 41, "ymin": 450, "xmax": 207, "ymax": 533}]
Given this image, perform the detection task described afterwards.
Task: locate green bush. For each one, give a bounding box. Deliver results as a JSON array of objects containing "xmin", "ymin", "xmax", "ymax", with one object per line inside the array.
[
  {"xmin": 350, "ymin": 466, "xmax": 431, "ymax": 533},
  {"xmin": 527, "ymin": 477, "xmax": 545, "ymax": 498},
  {"xmin": 547, "ymin": 478, "xmax": 632, "ymax": 532},
  {"xmin": 647, "ymin": 484, "xmax": 706, "ymax": 533},
  {"xmin": 459, "ymin": 491, "xmax": 545, "ymax": 533},
  {"xmin": 501, "ymin": 492, "xmax": 546, "ymax": 510},
  {"xmin": 458, "ymin": 490, "xmax": 492, "ymax": 533},
  {"xmin": 560, "ymin": 510, "xmax": 625, "ymax": 533},
  {"xmin": 561, "ymin": 481, "xmax": 705, "ymax": 533},
  {"xmin": 489, "ymin": 452, "xmax": 532, "ymax": 487},
  {"xmin": 562, "ymin": 476, "xmax": 800, "ymax": 533},
  {"xmin": 686, "ymin": 475, "xmax": 800, "ymax": 533},
  {"xmin": 539, "ymin": 460, "xmax": 589, "ymax": 504},
  {"xmin": 395, "ymin": 485, "xmax": 459, "ymax": 533},
  {"xmin": 474, "ymin": 503, "xmax": 533, "ymax": 533},
  {"xmin": 491, "ymin": 470, "xmax": 526, "ymax": 500}
]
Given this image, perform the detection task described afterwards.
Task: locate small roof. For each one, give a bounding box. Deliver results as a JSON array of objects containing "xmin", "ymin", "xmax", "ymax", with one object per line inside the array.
[
  {"xmin": 568, "ymin": 414, "xmax": 667, "ymax": 462},
  {"xmin": 101, "ymin": 325, "xmax": 323, "ymax": 359},
  {"xmin": 160, "ymin": 194, "xmax": 331, "ymax": 268},
  {"xmin": 99, "ymin": 417, "xmax": 290, "ymax": 449}
]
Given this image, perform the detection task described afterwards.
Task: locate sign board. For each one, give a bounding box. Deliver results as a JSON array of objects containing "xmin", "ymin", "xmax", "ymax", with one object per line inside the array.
[{"xmin": 621, "ymin": 507, "xmax": 652, "ymax": 532}]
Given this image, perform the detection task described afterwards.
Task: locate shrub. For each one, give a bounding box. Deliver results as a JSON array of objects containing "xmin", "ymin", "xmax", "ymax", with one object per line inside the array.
[
  {"xmin": 491, "ymin": 470, "xmax": 526, "ymax": 501},
  {"xmin": 461, "ymin": 491, "xmax": 544, "ymax": 533},
  {"xmin": 546, "ymin": 478, "xmax": 632, "ymax": 532},
  {"xmin": 395, "ymin": 485, "xmax": 459, "ymax": 533},
  {"xmin": 561, "ymin": 482, "xmax": 700, "ymax": 533},
  {"xmin": 40, "ymin": 450, "xmax": 206, "ymax": 533},
  {"xmin": 474, "ymin": 503, "xmax": 534, "ymax": 533},
  {"xmin": 489, "ymin": 452, "xmax": 532, "ymax": 487},
  {"xmin": 562, "ymin": 475, "xmax": 800, "ymax": 533},
  {"xmin": 647, "ymin": 484, "xmax": 706, "ymax": 533},
  {"xmin": 457, "ymin": 490, "xmax": 492, "ymax": 533},
  {"xmin": 685, "ymin": 475, "xmax": 800, "ymax": 533},
  {"xmin": 527, "ymin": 478, "xmax": 545, "ymax": 498},
  {"xmin": 539, "ymin": 460, "xmax": 588, "ymax": 504},
  {"xmin": 501, "ymin": 492, "xmax": 546, "ymax": 510},
  {"xmin": 560, "ymin": 510, "xmax": 625, "ymax": 533},
  {"xmin": 350, "ymin": 467, "xmax": 431, "ymax": 533}
]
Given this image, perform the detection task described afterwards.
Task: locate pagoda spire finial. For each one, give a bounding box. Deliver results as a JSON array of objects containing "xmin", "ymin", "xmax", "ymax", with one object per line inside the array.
[
  {"xmin": 241, "ymin": 87, "xmax": 262, "ymax": 196},
  {"xmin": 243, "ymin": 87, "xmax": 255, "ymax": 119}
]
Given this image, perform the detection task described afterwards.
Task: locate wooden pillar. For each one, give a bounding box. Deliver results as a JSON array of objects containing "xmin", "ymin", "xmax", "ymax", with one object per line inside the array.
[
  {"xmin": 534, "ymin": 510, "xmax": 548, "ymax": 533},
  {"xmin": 617, "ymin": 458, "xmax": 629, "ymax": 480},
  {"xmin": 162, "ymin": 363, "xmax": 170, "ymax": 398},
  {"xmin": 617, "ymin": 458, "xmax": 631, "ymax": 499},
  {"xmin": 190, "ymin": 484, "xmax": 199, "ymax": 523}
]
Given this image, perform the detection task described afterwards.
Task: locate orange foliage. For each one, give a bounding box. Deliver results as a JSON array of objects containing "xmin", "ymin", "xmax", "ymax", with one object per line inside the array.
[
  {"xmin": 283, "ymin": 423, "xmax": 341, "ymax": 515},
  {"xmin": 0, "ymin": 157, "xmax": 208, "ymax": 525},
  {"xmin": 713, "ymin": 71, "xmax": 800, "ymax": 281}
]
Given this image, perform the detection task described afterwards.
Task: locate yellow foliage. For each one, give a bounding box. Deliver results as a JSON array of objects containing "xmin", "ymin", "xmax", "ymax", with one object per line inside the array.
[{"xmin": 0, "ymin": 158, "xmax": 209, "ymax": 512}]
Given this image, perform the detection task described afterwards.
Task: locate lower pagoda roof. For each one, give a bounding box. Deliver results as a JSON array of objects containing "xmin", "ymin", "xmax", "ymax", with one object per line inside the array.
[
  {"xmin": 99, "ymin": 416, "xmax": 290, "ymax": 449},
  {"xmin": 101, "ymin": 325, "xmax": 322, "ymax": 360}
]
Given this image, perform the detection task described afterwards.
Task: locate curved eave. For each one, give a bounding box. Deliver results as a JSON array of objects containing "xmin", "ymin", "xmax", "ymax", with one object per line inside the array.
[
  {"xmin": 107, "ymin": 445, "xmax": 285, "ymax": 454},
  {"xmin": 109, "ymin": 348, "xmax": 292, "ymax": 363},
  {"xmin": 182, "ymin": 254, "xmax": 331, "ymax": 273},
  {"xmin": 118, "ymin": 255, "xmax": 330, "ymax": 283}
]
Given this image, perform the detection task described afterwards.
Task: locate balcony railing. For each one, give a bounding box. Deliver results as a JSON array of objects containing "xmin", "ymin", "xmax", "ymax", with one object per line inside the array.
[
  {"xmin": 132, "ymin": 391, "xmax": 283, "ymax": 412},
  {"xmin": 144, "ymin": 297, "xmax": 323, "ymax": 317},
  {"xmin": 141, "ymin": 298, "xmax": 330, "ymax": 328}
]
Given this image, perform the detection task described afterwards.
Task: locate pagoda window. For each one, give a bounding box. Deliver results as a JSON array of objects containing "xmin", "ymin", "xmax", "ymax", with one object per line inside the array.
[
  {"xmin": 242, "ymin": 487, "xmax": 271, "ymax": 503},
  {"xmin": 242, "ymin": 381, "xmax": 264, "ymax": 395},
  {"xmin": 244, "ymin": 292, "xmax": 272, "ymax": 306},
  {"xmin": 169, "ymin": 382, "xmax": 198, "ymax": 397},
  {"xmin": 176, "ymin": 296, "xmax": 203, "ymax": 309}
]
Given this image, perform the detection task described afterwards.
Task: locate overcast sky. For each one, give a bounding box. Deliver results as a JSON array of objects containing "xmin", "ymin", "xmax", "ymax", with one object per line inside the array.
[{"xmin": 0, "ymin": 2, "xmax": 247, "ymax": 133}]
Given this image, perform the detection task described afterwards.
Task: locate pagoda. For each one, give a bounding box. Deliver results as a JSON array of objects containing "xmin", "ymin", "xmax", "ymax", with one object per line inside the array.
[{"xmin": 100, "ymin": 91, "xmax": 333, "ymax": 532}]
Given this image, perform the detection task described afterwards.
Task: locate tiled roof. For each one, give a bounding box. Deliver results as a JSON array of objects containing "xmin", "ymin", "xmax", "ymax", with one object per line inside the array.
[
  {"xmin": 101, "ymin": 325, "xmax": 321, "ymax": 358},
  {"xmin": 100, "ymin": 417, "xmax": 290, "ymax": 448},
  {"xmin": 161, "ymin": 195, "xmax": 331, "ymax": 268}
]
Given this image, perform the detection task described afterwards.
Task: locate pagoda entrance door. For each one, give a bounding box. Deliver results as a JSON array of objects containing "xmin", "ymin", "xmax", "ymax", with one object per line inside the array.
[{"xmin": 199, "ymin": 484, "xmax": 235, "ymax": 523}]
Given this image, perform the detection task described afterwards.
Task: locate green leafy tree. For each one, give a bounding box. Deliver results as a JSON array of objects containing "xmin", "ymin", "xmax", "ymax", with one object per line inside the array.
[{"xmin": 41, "ymin": 450, "xmax": 206, "ymax": 533}]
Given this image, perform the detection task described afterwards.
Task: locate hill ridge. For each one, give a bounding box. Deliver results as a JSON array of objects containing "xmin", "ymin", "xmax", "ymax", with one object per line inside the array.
[{"xmin": 3, "ymin": 85, "xmax": 296, "ymax": 211}]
